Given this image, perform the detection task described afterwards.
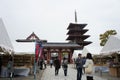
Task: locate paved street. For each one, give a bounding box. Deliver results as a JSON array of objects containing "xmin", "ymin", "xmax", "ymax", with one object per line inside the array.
[
  {"xmin": 1, "ymin": 64, "xmax": 120, "ymax": 80},
  {"xmin": 41, "ymin": 64, "xmax": 107, "ymax": 80}
]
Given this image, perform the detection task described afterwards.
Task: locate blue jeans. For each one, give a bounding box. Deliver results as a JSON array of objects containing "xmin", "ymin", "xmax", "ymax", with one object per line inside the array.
[{"xmin": 77, "ymin": 68, "xmax": 82, "ymax": 80}]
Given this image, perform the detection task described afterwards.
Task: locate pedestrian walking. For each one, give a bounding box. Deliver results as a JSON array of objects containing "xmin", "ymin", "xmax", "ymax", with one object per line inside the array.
[
  {"xmin": 62, "ymin": 57, "xmax": 68, "ymax": 76},
  {"xmin": 83, "ymin": 53, "xmax": 94, "ymax": 80},
  {"xmin": 54, "ymin": 57, "xmax": 61, "ymax": 76},
  {"xmin": 7, "ymin": 56, "xmax": 13, "ymax": 78},
  {"xmin": 44, "ymin": 59, "xmax": 47, "ymax": 69},
  {"xmin": 76, "ymin": 53, "xmax": 83, "ymax": 80},
  {"xmin": 39, "ymin": 58, "xmax": 44, "ymax": 70},
  {"xmin": 50, "ymin": 58, "xmax": 53, "ymax": 68},
  {"xmin": 82, "ymin": 57, "xmax": 86, "ymax": 74}
]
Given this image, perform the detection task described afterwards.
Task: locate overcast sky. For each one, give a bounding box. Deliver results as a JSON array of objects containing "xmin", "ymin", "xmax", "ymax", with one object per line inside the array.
[{"xmin": 0, "ymin": 0, "xmax": 120, "ymax": 54}]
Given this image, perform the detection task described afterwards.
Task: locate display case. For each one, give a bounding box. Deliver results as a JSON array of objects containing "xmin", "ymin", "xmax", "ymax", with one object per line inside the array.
[
  {"xmin": 1, "ymin": 54, "xmax": 34, "ymax": 67},
  {"xmin": 14, "ymin": 54, "xmax": 33, "ymax": 67},
  {"xmin": 109, "ymin": 53, "xmax": 120, "ymax": 77},
  {"xmin": 109, "ymin": 66, "xmax": 120, "ymax": 77}
]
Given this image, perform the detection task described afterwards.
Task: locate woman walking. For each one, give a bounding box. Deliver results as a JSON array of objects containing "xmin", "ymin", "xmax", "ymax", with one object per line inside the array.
[{"xmin": 83, "ymin": 53, "xmax": 94, "ymax": 80}]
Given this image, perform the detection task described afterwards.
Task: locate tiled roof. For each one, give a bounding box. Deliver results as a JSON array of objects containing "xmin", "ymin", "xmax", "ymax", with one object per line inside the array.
[
  {"xmin": 67, "ymin": 23, "xmax": 87, "ymax": 29},
  {"xmin": 42, "ymin": 42, "xmax": 82, "ymax": 49}
]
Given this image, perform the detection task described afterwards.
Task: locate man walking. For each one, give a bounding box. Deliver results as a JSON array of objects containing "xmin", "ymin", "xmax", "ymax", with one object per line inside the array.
[
  {"xmin": 54, "ymin": 57, "xmax": 61, "ymax": 76},
  {"xmin": 50, "ymin": 58, "xmax": 53, "ymax": 68},
  {"xmin": 62, "ymin": 57, "xmax": 68, "ymax": 76},
  {"xmin": 76, "ymin": 53, "xmax": 83, "ymax": 80}
]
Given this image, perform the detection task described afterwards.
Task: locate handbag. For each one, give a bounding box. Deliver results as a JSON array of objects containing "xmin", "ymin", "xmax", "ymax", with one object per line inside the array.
[{"xmin": 85, "ymin": 63, "xmax": 92, "ymax": 74}]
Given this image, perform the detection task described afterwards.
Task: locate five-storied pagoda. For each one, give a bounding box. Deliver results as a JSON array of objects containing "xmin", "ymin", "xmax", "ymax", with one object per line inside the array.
[{"xmin": 66, "ymin": 11, "xmax": 92, "ymax": 48}]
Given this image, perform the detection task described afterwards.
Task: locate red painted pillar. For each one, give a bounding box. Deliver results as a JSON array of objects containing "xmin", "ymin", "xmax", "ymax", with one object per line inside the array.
[
  {"xmin": 59, "ymin": 50, "xmax": 62, "ymax": 63},
  {"xmin": 46, "ymin": 51, "xmax": 48, "ymax": 63},
  {"xmin": 47, "ymin": 50, "xmax": 51, "ymax": 64},
  {"xmin": 69, "ymin": 52, "xmax": 73, "ymax": 63}
]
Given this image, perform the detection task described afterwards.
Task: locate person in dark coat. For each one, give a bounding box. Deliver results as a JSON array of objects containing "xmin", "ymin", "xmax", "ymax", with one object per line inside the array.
[
  {"xmin": 76, "ymin": 53, "xmax": 83, "ymax": 80},
  {"xmin": 39, "ymin": 58, "xmax": 44, "ymax": 70},
  {"xmin": 62, "ymin": 57, "xmax": 68, "ymax": 76},
  {"xmin": 54, "ymin": 57, "xmax": 61, "ymax": 76}
]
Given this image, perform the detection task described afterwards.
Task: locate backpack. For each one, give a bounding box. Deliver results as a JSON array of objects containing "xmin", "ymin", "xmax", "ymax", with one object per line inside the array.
[{"xmin": 62, "ymin": 60, "xmax": 68, "ymax": 68}]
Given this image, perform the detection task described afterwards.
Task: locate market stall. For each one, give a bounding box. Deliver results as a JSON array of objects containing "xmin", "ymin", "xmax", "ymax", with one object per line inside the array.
[
  {"xmin": 100, "ymin": 35, "xmax": 120, "ymax": 77},
  {"xmin": 0, "ymin": 18, "xmax": 14, "ymax": 77}
]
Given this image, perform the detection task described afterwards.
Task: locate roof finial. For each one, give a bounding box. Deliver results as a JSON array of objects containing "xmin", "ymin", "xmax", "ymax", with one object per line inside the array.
[{"xmin": 75, "ymin": 10, "xmax": 77, "ymax": 23}]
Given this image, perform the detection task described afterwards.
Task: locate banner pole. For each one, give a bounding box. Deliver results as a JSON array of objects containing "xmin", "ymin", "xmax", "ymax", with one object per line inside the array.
[
  {"xmin": 34, "ymin": 40, "xmax": 42, "ymax": 80},
  {"xmin": 34, "ymin": 61, "xmax": 36, "ymax": 80},
  {"xmin": 34, "ymin": 41, "xmax": 36, "ymax": 80}
]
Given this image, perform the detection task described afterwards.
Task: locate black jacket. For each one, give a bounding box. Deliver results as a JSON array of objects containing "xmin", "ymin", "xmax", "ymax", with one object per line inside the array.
[{"xmin": 54, "ymin": 59, "xmax": 61, "ymax": 69}]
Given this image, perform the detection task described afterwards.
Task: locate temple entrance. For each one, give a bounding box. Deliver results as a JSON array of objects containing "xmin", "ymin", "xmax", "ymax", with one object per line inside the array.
[
  {"xmin": 62, "ymin": 52, "xmax": 68, "ymax": 58},
  {"xmin": 62, "ymin": 52, "xmax": 68, "ymax": 60},
  {"xmin": 51, "ymin": 52, "xmax": 58, "ymax": 60}
]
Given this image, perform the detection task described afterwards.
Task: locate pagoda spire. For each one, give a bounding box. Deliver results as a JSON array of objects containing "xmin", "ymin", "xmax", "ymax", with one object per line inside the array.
[
  {"xmin": 66, "ymin": 11, "xmax": 92, "ymax": 47},
  {"xmin": 75, "ymin": 10, "xmax": 77, "ymax": 23}
]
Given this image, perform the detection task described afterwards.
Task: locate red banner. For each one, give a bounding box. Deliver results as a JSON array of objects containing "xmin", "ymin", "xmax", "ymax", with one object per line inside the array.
[{"xmin": 35, "ymin": 42, "xmax": 42, "ymax": 62}]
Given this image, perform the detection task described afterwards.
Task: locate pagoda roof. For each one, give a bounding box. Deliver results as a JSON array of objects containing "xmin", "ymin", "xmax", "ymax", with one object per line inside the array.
[
  {"xmin": 67, "ymin": 23, "xmax": 87, "ymax": 29},
  {"xmin": 77, "ymin": 41, "xmax": 92, "ymax": 46},
  {"xmin": 66, "ymin": 35, "xmax": 90, "ymax": 40},
  {"xmin": 67, "ymin": 29, "xmax": 88, "ymax": 35}
]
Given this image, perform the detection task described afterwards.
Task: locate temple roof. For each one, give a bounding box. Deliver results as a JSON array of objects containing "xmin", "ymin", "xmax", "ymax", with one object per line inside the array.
[
  {"xmin": 16, "ymin": 39, "xmax": 47, "ymax": 42},
  {"xmin": 26, "ymin": 32, "xmax": 40, "ymax": 40},
  {"xmin": 16, "ymin": 32, "xmax": 47, "ymax": 42},
  {"xmin": 42, "ymin": 42, "xmax": 82, "ymax": 50}
]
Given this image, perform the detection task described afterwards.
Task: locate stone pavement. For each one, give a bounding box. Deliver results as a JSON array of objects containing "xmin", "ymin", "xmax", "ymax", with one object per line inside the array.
[
  {"xmin": 1, "ymin": 64, "xmax": 120, "ymax": 80},
  {"xmin": 0, "ymin": 69, "xmax": 44, "ymax": 80},
  {"xmin": 41, "ymin": 64, "xmax": 107, "ymax": 80}
]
